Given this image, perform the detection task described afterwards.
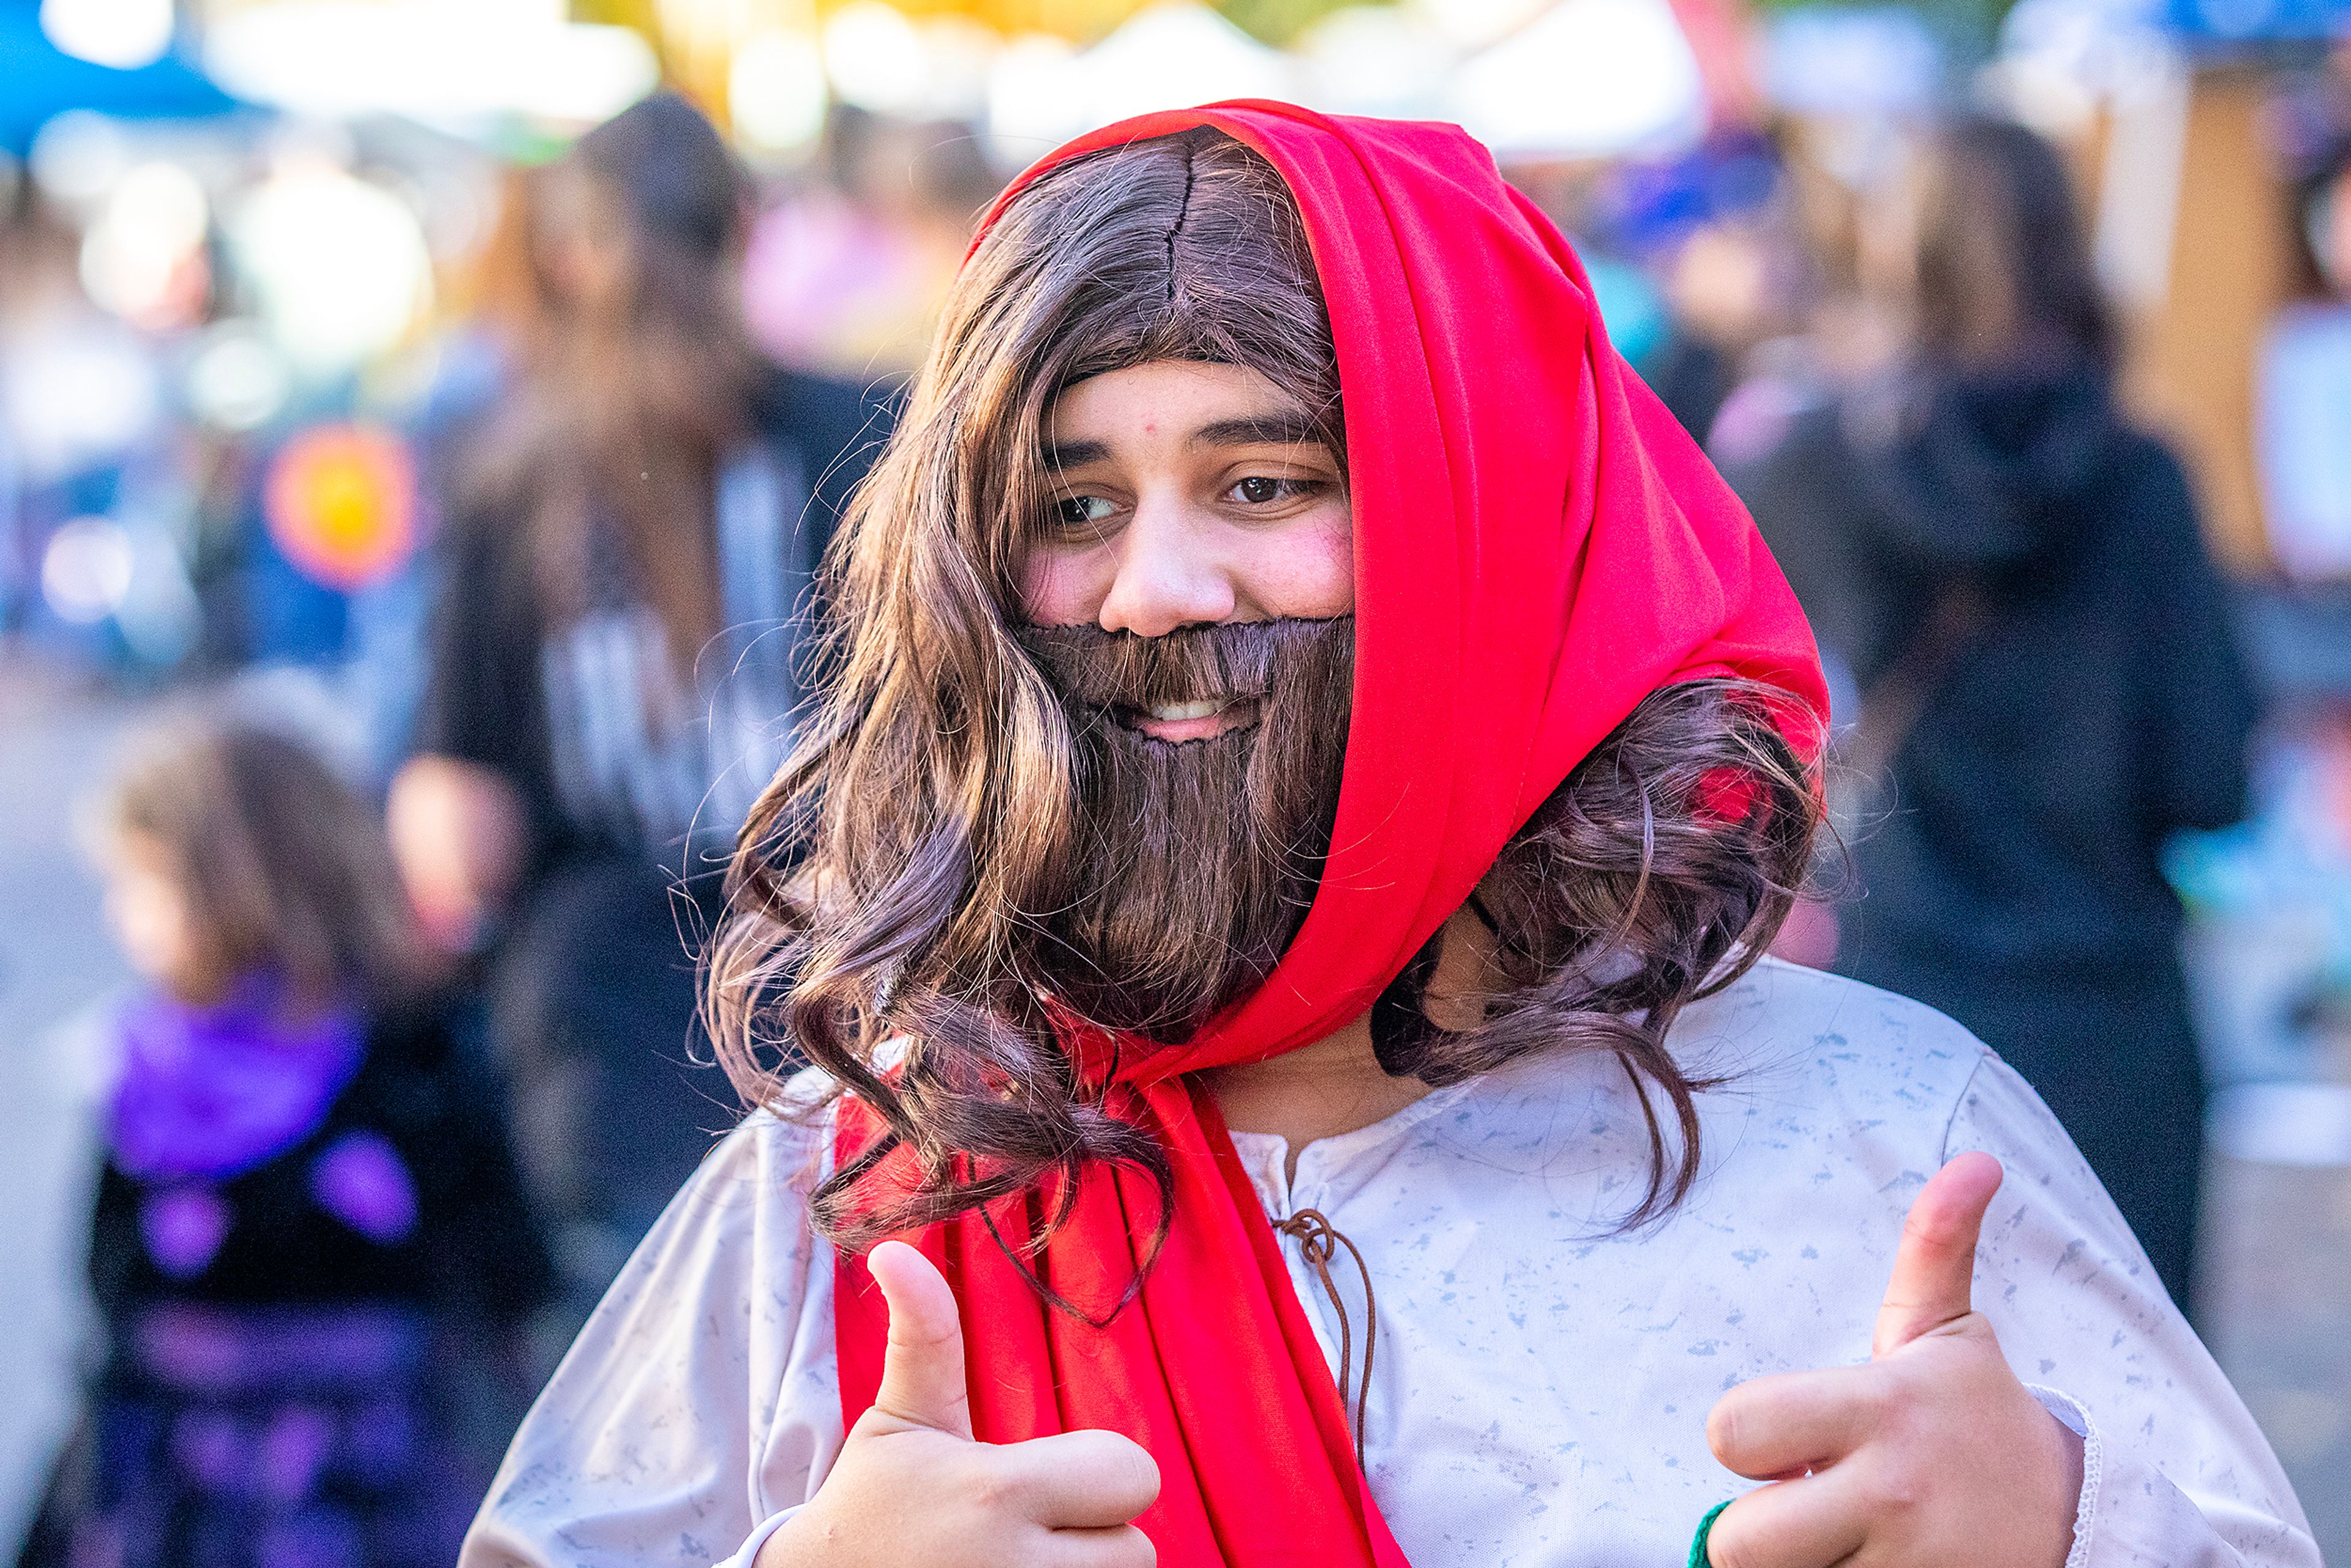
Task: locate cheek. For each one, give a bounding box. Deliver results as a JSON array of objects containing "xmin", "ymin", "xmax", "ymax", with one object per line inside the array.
[
  {"xmin": 1015, "ymin": 547, "xmax": 1112, "ymax": 627},
  {"xmin": 111, "ymin": 882, "xmax": 189, "ymax": 980},
  {"xmin": 1245, "ymin": 511, "xmax": 1355, "ymax": 619}
]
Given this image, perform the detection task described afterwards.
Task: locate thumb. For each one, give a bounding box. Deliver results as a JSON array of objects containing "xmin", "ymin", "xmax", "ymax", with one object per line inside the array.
[
  {"xmin": 868, "ymin": 1239, "xmax": 972, "ymax": 1439},
  {"xmin": 1873, "ymin": 1151, "xmax": 2003, "ymax": 1359}
]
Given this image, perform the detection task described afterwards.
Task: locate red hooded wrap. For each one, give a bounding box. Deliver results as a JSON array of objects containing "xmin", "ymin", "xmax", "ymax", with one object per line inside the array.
[{"xmin": 833, "ymin": 103, "xmax": 1829, "ymax": 1566}]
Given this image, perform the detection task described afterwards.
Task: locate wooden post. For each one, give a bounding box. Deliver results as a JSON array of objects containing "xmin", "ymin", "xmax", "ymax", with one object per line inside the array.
[{"xmin": 2104, "ymin": 64, "xmax": 2293, "ymax": 576}]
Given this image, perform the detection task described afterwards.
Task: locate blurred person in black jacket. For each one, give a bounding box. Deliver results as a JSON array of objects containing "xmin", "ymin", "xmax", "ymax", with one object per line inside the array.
[
  {"xmin": 1723, "ymin": 114, "xmax": 2257, "ymax": 1307},
  {"xmin": 388, "ymin": 94, "xmax": 889, "ymax": 1307}
]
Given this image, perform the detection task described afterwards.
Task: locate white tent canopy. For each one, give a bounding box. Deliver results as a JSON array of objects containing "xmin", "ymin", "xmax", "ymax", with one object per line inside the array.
[
  {"xmin": 203, "ymin": 0, "xmax": 658, "ymax": 132},
  {"xmin": 988, "ymin": 2, "xmax": 1297, "ymax": 154},
  {"xmin": 1295, "ymin": 5, "xmax": 1453, "ymax": 118},
  {"xmin": 1448, "ymin": 0, "xmax": 1706, "ymax": 159}
]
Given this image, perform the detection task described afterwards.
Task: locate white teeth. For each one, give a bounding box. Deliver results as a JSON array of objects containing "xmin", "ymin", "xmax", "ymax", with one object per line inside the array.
[{"xmin": 1146, "ymin": 699, "xmax": 1228, "ymax": 722}]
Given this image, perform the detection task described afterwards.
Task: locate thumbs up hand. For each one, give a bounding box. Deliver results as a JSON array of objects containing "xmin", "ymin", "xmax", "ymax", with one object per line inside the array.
[
  {"xmin": 1703, "ymin": 1154, "xmax": 2085, "ymax": 1568},
  {"xmin": 759, "ymin": 1242, "xmax": 1161, "ymax": 1568}
]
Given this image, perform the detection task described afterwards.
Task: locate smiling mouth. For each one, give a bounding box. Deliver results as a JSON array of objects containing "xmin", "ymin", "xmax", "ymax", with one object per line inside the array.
[{"xmin": 1114, "ymin": 696, "xmax": 1264, "ymax": 743}]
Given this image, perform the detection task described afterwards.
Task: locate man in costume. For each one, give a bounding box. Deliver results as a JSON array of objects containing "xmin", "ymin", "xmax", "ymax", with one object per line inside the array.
[{"xmin": 462, "ymin": 107, "xmax": 2314, "ymax": 1568}]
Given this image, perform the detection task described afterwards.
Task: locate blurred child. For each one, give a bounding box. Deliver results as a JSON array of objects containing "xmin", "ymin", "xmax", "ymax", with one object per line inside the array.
[{"xmin": 18, "ymin": 715, "xmax": 550, "ymax": 1568}]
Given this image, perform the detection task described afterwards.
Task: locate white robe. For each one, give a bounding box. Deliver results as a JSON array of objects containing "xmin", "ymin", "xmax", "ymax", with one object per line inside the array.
[{"xmin": 460, "ymin": 958, "xmax": 2317, "ymax": 1567}]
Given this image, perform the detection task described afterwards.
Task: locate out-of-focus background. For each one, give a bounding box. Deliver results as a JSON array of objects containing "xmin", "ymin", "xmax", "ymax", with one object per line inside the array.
[{"xmin": 4, "ymin": 0, "xmax": 2350, "ymax": 1560}]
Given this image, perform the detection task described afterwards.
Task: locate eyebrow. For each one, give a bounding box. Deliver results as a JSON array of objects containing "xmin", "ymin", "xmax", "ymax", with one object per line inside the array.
[
  {"xmin": 1041, "ymin": 438, "xmax": 1110, "ymax": 473},
  {"xmin": 1191, "ymin": 413, "xmax": 1325, "ymax": 449}
]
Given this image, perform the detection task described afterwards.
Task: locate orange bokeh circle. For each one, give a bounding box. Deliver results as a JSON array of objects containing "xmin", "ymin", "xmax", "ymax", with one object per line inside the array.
[{"xmin": 263, "ymin": 423, "xmax": 419, "ymax": 591}]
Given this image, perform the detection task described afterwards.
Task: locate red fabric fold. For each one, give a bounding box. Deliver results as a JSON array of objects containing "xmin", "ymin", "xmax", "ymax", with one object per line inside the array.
[{"xmin": 835, "ymin": 104, "xmax": 1828, "ymax": 1567}]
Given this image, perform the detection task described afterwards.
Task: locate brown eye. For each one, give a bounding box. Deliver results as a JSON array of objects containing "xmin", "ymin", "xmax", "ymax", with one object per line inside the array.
[
  {"xmin": 1228, "ymin": 475, "xmax": 1313, "ymax": 506},
  {"xmin": 1051, "ymin": 495, "xmax": 1116, "ymax": 530}
]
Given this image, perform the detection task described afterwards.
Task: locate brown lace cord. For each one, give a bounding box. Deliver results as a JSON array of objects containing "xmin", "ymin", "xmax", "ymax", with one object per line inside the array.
[{"xmin": 1273, "ymin": 1207, "xmax": 1378, "ymax": 1464}]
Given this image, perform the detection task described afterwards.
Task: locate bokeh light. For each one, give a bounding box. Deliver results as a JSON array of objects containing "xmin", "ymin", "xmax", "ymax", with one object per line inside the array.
[
  {"xmin": 730, "ymin": 30, "xmax": 830, "ymax": 154},
  {"xmin": 78, "ymin": 160, "xmax": 209, "ymax": 328},
  {"xmin": 41, "ymin": 517, "xmax": 137, "ymax": 625},
  {"xmin": 263, "ymin": 423, "xmax": 420, "ymax": 591},
  {"xmin": 39, "ymin": 0, "xmax": 174, "ymax": 70},
  {"xmin": 824, "ymin": 2, "xmax": 933, "ymax": 116},
  {"xmin": 186, "ymin": 322, "xmax": 293, "ymax": 433},
  {"xmin": 28, "ymin": 111, "xmax": 133, "ymax": 213},
  {"xmin": 228, "ymin": 160, "xmax": 433, "ymax": 377}
]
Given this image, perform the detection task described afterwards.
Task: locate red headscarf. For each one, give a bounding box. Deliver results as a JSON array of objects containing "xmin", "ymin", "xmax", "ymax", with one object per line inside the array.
[{"xmin": 834, "ymin": 103, "xmax": 1828, "ymax": 1566}]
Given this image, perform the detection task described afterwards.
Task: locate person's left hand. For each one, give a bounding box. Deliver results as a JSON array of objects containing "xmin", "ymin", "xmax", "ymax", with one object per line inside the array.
[{"xmin": 1704, "ymin": 1152, "xmax": 2085, "ymax": 1568}]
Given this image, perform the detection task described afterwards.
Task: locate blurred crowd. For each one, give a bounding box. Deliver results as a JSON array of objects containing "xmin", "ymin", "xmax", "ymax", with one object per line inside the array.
[{"xmin": 6, "ymin": 17, "xmax": 2351, "ymax": 1567}]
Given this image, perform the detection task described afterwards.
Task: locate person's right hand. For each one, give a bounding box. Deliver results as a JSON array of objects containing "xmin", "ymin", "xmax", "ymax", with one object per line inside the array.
[{"xmin": 758, "ymin": 1240, "xmax": 1160, "ymax": 1568}]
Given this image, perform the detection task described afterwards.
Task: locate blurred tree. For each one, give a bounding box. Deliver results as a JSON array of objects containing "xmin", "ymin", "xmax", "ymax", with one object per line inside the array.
[{"xmin": 1217, "ymin": 0, "xmax": 1389, "ymax": 47}]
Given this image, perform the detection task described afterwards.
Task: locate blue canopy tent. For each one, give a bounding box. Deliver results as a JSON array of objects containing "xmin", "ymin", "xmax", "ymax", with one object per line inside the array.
[
  {"xmin": 1, "ymin": 0, "xmax": 245, "ymax": 156},
  {"xmin": 2163, "ymin": 0, "xmax": 2350, "ymax": 39}
]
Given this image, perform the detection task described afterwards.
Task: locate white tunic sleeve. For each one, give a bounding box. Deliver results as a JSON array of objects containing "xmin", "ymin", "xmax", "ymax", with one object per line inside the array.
[
  {"xmin": 458, "ymin": 1111, "xmax": 847, "ymax": 1568},
  {"xmin": 1946, "ymin": 1056, "xmax": 2319, "ymax": 1568}
]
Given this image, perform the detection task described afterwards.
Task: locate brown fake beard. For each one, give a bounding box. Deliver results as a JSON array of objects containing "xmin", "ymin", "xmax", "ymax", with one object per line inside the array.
[{"xmin": 1011, "ymin": 617, "xmax": 1355, "ymax": 1043}]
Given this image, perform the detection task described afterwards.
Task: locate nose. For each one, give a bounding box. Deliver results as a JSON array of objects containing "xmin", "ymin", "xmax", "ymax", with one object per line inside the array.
[{"xmin": 1094, "ymin": 500, "xmax": 1235, "ymax": 637}]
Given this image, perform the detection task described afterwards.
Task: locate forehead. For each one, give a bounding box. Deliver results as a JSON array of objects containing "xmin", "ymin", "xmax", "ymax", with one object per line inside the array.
[{"xmin": 1046, "ymin": 361, "xmax": 1321, "ymax": 448}]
